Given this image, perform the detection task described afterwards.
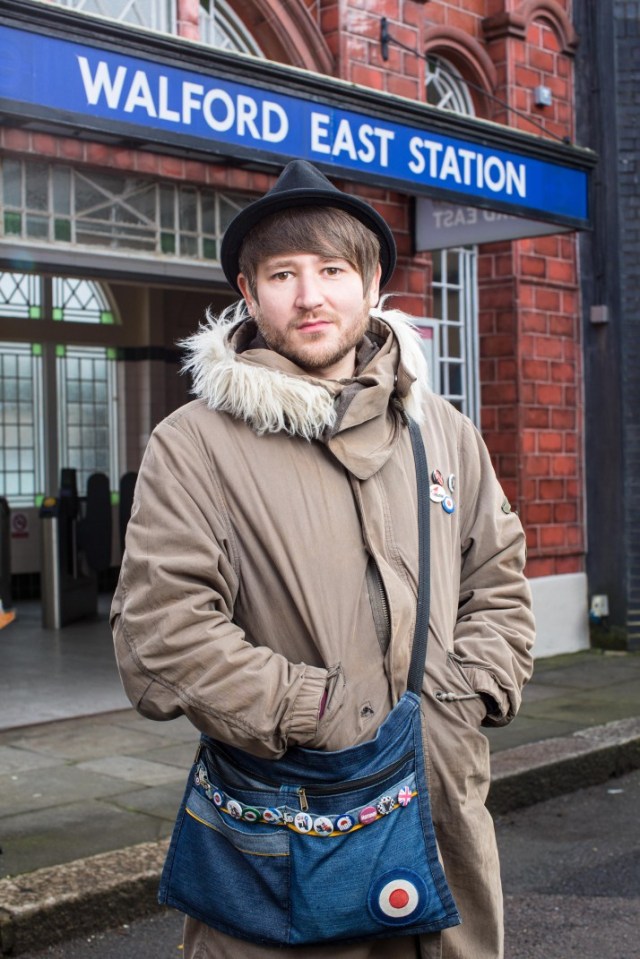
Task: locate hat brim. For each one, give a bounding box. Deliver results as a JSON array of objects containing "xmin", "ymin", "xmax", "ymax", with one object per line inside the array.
[{"xmin": 220, "ymin": 187, "xmax": 397, "ymax": 293}]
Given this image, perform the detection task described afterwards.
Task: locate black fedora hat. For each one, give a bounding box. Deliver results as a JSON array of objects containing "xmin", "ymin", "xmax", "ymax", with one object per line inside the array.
[{"xmin": 220, "ymin": 160, "xmax": 397, "ymax": 293}]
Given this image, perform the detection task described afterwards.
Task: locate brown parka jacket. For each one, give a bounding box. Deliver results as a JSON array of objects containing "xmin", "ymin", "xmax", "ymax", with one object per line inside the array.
[{"xmin": 111, "ymin": 307, "xmax": 535, "ymax": 959}]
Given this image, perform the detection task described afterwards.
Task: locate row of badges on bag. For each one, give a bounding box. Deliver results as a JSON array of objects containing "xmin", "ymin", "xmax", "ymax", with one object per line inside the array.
[
  {"xmin": 195, "ymin": 763, "xmax": 417, "ymax": 837},
  {"xmin": 430, "ymin": 469, "xmax": 456, "ymax": 514}
]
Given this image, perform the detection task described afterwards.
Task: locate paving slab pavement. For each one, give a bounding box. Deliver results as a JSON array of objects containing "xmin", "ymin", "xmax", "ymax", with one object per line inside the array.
[{"xmin": 0, "ymin": 649, "xmax": 639, "ymax": 955}]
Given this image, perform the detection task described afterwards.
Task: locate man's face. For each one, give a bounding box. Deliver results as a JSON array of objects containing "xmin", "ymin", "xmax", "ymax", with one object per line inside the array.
[{"xmin": 237, "ymin": 253, "xmax": 381, "ymax": 381}]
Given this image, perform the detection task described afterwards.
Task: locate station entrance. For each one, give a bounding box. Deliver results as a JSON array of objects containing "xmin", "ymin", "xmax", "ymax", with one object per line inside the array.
[{"xmin": 0, "ymin": 266, "xmax": 232, "ymax": 630}]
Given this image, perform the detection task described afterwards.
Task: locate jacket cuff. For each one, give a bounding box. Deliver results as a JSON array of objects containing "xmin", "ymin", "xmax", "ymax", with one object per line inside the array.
[
  {"xmin": 464, "ymin": 666, "xmax": 518, "ymax": 727},
  {"xmin": 286, "ymin": 666, "xmax": 329, "ymax": 743}
]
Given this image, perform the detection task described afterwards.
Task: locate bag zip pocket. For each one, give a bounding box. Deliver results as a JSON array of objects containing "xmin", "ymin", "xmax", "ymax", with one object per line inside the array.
[
  {"xmin": 301, "ymin": 750, "xmax": 414, "ymax": 798},
  {"xmin": 209, "ymin": 743, "xmax": 414, "ymax": 807}
]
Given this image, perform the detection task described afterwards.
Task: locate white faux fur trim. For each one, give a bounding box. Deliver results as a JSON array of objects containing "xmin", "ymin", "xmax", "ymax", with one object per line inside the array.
[
  {"xmin": 180, "ymin": 301, "xmax": 429, "ymax": 439},
  {"xmin": 371, "ymin": 301, "xmax": 430, "ymax": 425},
  {"xmin": 181, "ymin": 302, "xmax": 336, "ymax": 440}
]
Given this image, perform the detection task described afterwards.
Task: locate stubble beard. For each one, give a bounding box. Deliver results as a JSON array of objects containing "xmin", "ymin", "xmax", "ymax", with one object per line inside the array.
[{"xmin": 254, "ymin": 304, "xmax": 371, "ymax": 377}]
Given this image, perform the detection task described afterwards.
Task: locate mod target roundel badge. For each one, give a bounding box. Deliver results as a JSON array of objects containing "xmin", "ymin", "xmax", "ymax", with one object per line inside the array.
[{"xmin": 368, "ymin": 869, "xmax": 429, "ymax": 927}]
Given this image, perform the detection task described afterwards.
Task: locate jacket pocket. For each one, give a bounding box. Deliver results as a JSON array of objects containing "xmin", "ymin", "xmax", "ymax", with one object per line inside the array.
[{"xmin": 433, "ymin": 653, "xmax": 486, "ymax": 728}]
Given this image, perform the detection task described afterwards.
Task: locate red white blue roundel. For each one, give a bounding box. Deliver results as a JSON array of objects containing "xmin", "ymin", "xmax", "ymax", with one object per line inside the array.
[{"xmin": 368, "ymin": 869, "xmax": 429, "ymax": 926}]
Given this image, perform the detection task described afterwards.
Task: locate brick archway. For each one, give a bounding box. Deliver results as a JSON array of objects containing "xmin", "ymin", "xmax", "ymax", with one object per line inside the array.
[
  {"xmin": 423, "ymin": 26, "xmax": 498, "ymax": 117},
  {"xmin": 483, "ymin": 0, "xmax": 579, "ymax": 56},
  {"xmin": 229, "ymin": 0, "xmax": 334, "ymax": 73}
]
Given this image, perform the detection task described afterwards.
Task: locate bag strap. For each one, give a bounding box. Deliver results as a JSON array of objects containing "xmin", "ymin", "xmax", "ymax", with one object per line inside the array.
[{"xmin": 406, "ymin": 417, "xmax": 431, "ymax": 696}]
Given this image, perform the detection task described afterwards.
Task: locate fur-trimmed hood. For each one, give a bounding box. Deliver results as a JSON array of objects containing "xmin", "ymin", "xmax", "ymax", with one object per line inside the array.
[{"xmin": 181, "ymin": 302, "xmax": 430, "ymax": 442}]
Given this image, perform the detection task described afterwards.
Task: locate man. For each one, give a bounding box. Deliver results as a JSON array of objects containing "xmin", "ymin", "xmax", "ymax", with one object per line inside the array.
[{"xmin": 112, "ymin": 160, "xmax": 535, "ymax": 959}]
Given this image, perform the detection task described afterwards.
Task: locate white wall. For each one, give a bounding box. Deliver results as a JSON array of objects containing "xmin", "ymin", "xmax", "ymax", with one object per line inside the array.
[{"xmin": 529, "ymin": 572, "xmax": 590, "ymax": 659}]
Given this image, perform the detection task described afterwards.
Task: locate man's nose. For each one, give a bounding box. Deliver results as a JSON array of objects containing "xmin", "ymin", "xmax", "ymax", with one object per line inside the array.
[{"xmin": 294, "ymin": 274, "xmax": 325, "ymax": 311}]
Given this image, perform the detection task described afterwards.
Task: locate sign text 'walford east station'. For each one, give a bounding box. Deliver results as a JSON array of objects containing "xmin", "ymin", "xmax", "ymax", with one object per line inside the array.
[{"xmin": 0, "ymin": 22, "xmax": 590, "ymax": 227}]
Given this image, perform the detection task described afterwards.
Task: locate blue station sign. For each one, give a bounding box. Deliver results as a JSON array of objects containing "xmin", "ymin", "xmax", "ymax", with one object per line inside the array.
[{"xmin": 0, "ymin": 21, "xmax": 592, "ymax": 228}]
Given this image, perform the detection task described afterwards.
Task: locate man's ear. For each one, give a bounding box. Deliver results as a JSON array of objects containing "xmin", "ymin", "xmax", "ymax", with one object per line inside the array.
[
  {"xmin": 237, "ymin": 274, "xmax": 256, "ymax": 315},
  {"xmin": 367, "ymin": 262, "xmax": 383, "ymax": 308}
]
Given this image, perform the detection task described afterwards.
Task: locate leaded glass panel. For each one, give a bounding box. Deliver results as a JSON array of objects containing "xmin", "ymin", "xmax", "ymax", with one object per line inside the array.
[
  {"xmin": 0, "ymin": 273, "xmax": 42, "ymax": 320},
  {"xmin": 52, "ymin": 277, "xmax": 114, "ymax": 325}
]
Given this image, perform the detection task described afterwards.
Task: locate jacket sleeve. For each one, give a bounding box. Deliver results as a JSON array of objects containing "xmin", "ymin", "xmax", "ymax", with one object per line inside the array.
[
  {"xmin": 111, "ymin": 417, "xmax": 329, "ymax": 758},
  {"xmin": 453, "ymin": 416, "xmax": 535, "ymax": 726}
]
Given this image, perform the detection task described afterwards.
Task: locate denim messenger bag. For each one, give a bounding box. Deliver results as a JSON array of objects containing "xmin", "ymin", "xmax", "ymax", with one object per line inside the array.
[{"xmin": 158, "ymin": 418, "xmax": 461, "ymax": 946}]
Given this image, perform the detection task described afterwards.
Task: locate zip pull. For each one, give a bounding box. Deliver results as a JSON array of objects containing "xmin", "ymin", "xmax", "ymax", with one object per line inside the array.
[
  {"xmin": 298, "ymin": 787, "xmax": 309, "ymax": 812},
  {"xmin": 434, "ymin": 690, "xmax": 481, "ymax": 702}
]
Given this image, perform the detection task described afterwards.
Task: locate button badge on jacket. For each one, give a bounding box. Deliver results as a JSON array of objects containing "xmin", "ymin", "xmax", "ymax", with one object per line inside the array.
[{"xmin": 431, "ymin": 469, "xmax": 456, "ymax": 514}]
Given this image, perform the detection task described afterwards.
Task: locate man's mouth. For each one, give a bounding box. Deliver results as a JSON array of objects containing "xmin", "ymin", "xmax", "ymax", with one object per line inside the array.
[{"xmin": 296, "ymin": 318, "xmax": 333, "ymax": 332}]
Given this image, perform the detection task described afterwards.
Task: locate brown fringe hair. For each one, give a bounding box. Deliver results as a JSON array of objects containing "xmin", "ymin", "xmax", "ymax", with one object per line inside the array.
[{"xmin": 238, "ymin": 206, "xmax": 381, "ymax": 300}]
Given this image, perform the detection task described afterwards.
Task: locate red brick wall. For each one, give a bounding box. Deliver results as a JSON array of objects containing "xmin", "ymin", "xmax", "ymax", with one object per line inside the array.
[
  {"xmin": 474, "ymin": 0, "xmax": 583, "ymax": 576},
  {"xmin": 478, "ymin": 231, "xmax": 583, "ymax": 578}
]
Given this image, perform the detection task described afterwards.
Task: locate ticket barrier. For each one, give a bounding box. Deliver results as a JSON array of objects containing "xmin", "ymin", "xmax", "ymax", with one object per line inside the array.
[{"xmin": 39, "ymin": 469, "xmax": 111, "ymax": 629}]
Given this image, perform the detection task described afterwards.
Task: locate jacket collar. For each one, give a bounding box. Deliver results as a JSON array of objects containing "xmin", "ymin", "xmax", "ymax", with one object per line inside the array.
[{"xmin": 181, "ymin": 304, "xmax": 430, "ymax": 478}]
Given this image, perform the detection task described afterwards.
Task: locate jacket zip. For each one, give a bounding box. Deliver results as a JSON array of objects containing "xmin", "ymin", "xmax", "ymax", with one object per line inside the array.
[
  {"xmin": 348, "ymin": 476, "xmax": 392, "ymax": 657},
  {"xmin": 366, "ymin": 558, "xmax": 392, "ymax": 655}
]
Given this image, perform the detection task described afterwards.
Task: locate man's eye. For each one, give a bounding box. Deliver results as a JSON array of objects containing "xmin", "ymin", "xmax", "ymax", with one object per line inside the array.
[
  {"xmin": 324, "ymin": 266, "xmax": 342, "ymax": 276},
  {"xmin": 272, "ymin": 271, "xmax": 291, "ymax": 280}
]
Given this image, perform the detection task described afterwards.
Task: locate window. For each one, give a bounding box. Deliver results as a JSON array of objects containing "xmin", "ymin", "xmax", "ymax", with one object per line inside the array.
[
  {"xmin": 0, "ymin": 272, "xmax": 120, "ymax": 506},
  {"xmin": 57, "ymin": 346, "xmax": 118, "ymax": 494},
  {"xmin": 426, "ymin": 57, "xmax": 475, "ymax": 116},
  {"xmin": 0, "ymin": 159, "xmax": 252, "ymax": 267},
  {"xmin": 51, "ymin": 0, "xmax": 172, "ymax": 33},
  {"xmin": 0, "ymin": 272, "xmax": 41, "ymax": 320},
  {"xmin": 52, "ymin": 278, "xmax": 115, "ymax": 325},
  {"xmin": 431, "ymin": 249, "xmax": 479, "ymax": 418},
  {"xmin": 0, "ymin": 344, "xmax": 45, "ymax": 506},
  {"xmin": 424, "ymin": 55, "xmax": 479, "ymax": 422},
  {"xmin": 199, "ymin": 0, "xmax": 263, "ymax": 55}
]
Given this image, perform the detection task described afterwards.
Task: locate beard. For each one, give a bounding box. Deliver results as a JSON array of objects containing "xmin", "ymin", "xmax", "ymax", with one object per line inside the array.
[{"xmin": 254, "ymin": 303, "xmax": 370, "ymax": 377}]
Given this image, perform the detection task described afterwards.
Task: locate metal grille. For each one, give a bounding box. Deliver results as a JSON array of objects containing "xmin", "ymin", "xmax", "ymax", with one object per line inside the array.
[
  {"xmin": 0, "ymin": 343, "xmax": 45, "ymax": 506},
  {"xmin": 0, "ymin": 159, "xmax": 252, "ymax": 265}
]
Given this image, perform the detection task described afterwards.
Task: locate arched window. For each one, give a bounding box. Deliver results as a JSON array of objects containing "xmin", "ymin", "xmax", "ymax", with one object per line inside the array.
[
  {"xmin": 0, "ymin": 272, "xmax": 120, "ymax": 505},
  {"xmin": 426, "ymin": 57, "xmax": 475, "ymax": 116},
  {"xmin": 422, "ymin": 55, "xmax": 479, "ymax": 422},
  {"xmin": 52, "ymin": 278, "xmax": 115, "ymax": 325},
  {"xmin": 199, "ymin": 0, "xmax": 263, "ymax": 55}
]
